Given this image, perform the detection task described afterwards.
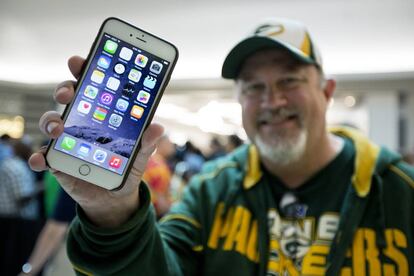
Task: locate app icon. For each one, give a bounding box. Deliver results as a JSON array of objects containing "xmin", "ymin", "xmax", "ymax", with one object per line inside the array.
[
  {"xmin": 93, "ymin": 149, "xmax": 107, "ymax": 163},
  {"xmin": 100, "ymin": 92, "xmax": 114, "ymax": 105},
  {"xmin": 109, "ymin": 113, "xmax": 123, "ymax": 127},
  {"xmin": 122, "ymin": 83, "xmax": 135, "ymax": 97},
  {"xmin": 137, "ymin": 90, "xmax": 150, "ymax": 104},
  {"xmin": 106, "ymin": 77, "xmax": 120, "ymax": 91},
  {"xmin": 114, "ymin": 63, "xmax": 126, "ymax": 75},
  {"xmin": 93, "ymin": 107, "xmax": 108, "ymax": 121},
  {"xmin": 97, "ymin": 55, "xmax": 111, "ymax": 69},
  {"xmin": 109, "ymin": 156, "xmax": 122, "ymax": 169},
  {"xmin": 91, "ymin": 70, "xmax": 105, "ymax": 84},
  {"xmin": 83, "ymin": 85, "xmax": 98, "ymax": 99},
  {"xmin": 131, "ymin": 105, "xmax": 144, "ymax": 119},
  {"xmin": 60, "ymin": 136, "xmax": 76, "ymax": 151},
  {"xmin": 116, "ymin": 98, "xmax": 129, "ymax": 112},
  {"xmin": 119, "ymin": 47, "xmax": 133, "ymax": 61},
  {"xmin": 135, "ymin": 54, "xmax": 148, "ymax": 68},
  {"xmin": 143, "ymin": 75, "xmax": 157, "ymax": 89},
  {"xmin": 150, "ymin": 61, "xmax": 163, "ymax": 74},
  {"xmin": 77, "ymin": 143, "xmax": 91, "ymax": 157},
  {"xmin": 103, "ymin": 40, "xmax": 118, "ymax": 54},
  {"xmin": 77, "ymin": 100, "xmax": 92, "ymax": 114},
  {"xmin": 128, "ymin": 69, "xmax": 142, "ymax": 82}
]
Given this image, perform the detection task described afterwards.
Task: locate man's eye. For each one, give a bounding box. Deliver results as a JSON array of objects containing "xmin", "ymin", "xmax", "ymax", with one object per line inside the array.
[
  {"xmin": 278, "ymin": 77, "xmax": 302, "ymax": 89},
  {"xmin": 250, "ymin": 83, "xmax": 265, "ymax": 91},
  {"xmin": 281, "ymin": 77, "xmax": 299, "ymax": 85},
  {"xmin": 244, "ymin": 83, "xmax": 266, "ymax": 95}
]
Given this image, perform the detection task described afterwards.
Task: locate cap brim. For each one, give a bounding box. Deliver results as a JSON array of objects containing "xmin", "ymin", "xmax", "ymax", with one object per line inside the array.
[{"xmin": 221, "ymin": 36, "xmax": 315, "ymax": 79}]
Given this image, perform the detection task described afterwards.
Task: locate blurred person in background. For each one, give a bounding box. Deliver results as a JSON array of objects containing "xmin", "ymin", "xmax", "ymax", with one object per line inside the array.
[
  {"xmin": 143, "ymin": 134, "xmax": 175, "ymax": 218},
  {"xmin": 170, "ymin": 141, "xmax": 207, "ymax": 202},
  {"xmin": 173, "ymin": 141, "xmax": 206, "ymax": 181},
  {"xmin": 18, "ymin": 188, "xmax": 76, "ymax": 276},
  {"xmin": 11, "ymin": 138, "xmax": 46, "ymax": 218},
  {"xmin": 30, "ymin": 17, "xmax": 414, "ymax": 275},
  {"xmin": 42, "ymin": 171, "xmax": 63, "ymax": 218},
  {"xmin": 0, "ymin": 133, "xmax": 12, "ymax": 143},
  {"xmin": 35, "ymin": 139, "xmax": 62, "ymax": 220},
  {"xmin": 12, "ymin": 137, "xmax": 34, "ymax": 162},
  {"xmin": 0, "ymin": 138, "xmax": 42, "ymax": 276},
  {"xmin": 169, "ymin": 161, "xmax": 189, "ymax": 202},
  {"xmin": 225, "ymin": 134, "xmax": 244, "ymax": 153},
  {"xmin": 181, "ymin": 141, "xmax": 205, "ymax": 173},
  {"xmin": 206, "ymin": 137, "xmax": 226, "ymax": 161},
  {"xmin": 0, "ymin": 139, "xmax": 39, "ymax": 219}
]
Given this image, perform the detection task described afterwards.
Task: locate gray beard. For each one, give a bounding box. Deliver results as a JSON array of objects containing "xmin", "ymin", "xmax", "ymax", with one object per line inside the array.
[{"xmin": 254, "ymin": 130, "xmax": 307, "ymax": 166}]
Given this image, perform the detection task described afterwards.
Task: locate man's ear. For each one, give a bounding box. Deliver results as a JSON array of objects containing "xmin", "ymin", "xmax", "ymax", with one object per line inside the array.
[{"xmin": 323, "ymin": 79, "xmax": 336, "ymax": 101}]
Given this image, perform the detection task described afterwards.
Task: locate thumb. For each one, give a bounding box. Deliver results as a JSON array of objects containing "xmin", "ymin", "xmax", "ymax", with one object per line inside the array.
[
  {"xmin": 129, "ymin": 123, "xmax": 164, "ymax": 177},
  {"xmin": 140, "ymin": 123, "xmax": 165, "ymax": 153}
]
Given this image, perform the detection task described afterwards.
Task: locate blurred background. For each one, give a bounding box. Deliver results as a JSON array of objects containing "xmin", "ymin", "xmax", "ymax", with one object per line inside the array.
[{"xmin": 1, "ymin": 0, "xmax": 414, "ymax": 274}]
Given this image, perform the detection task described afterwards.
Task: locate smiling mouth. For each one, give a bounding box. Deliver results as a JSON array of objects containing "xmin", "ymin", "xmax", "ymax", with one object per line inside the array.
[{"xmin": 258, "ymin": 114, "xmax": 299, "ymax": 127}]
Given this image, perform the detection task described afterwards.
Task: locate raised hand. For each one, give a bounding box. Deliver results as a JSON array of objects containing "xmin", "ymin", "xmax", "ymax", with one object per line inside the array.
[{"xmin": 29, "ymin": 56, "xmax": 164, "ymax": 227}]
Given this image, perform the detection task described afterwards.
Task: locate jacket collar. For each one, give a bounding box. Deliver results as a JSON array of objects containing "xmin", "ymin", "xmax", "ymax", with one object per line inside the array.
[
  {"xmin": 243, "ymin": 145, "xmax": 262, "ymax": 189},
  {"xmin": 243, "ymin": 127, "xmax": 381, "ymax": 197},
  {"xmin": 330, "ymin": 127, "xmax": 380, "ymax": 197}
]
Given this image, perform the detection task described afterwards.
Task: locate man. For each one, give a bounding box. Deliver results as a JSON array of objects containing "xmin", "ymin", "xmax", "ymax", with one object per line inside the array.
[{"xmin": 29, "ymin": 18, "xmax": 413, "ymax": 275}]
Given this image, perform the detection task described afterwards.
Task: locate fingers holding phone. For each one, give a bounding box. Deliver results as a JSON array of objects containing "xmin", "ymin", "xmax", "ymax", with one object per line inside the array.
[
  {"xmin": 29, "ymin": 17, "xmax": 178, "ymax": 227},
  {"xmin": 67, "ymin": 56, "xmax": 86, "ymax": 79}
]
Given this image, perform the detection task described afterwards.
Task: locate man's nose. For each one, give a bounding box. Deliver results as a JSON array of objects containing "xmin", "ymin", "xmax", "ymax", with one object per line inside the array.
[{"xmin": 261, "ymin": 86, "xmax": 288, "ymax": 108}]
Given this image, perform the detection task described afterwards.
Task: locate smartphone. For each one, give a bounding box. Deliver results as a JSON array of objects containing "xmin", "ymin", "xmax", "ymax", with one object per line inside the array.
[{"xmin": 46, "ymin": 17, "xmax": 178, "ymax": 190}]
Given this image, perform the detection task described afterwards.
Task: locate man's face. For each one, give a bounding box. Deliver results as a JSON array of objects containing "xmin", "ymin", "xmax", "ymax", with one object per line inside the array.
[{"xmin": 236, "ymin": 49, "xmax": 332, "ymax": 165}]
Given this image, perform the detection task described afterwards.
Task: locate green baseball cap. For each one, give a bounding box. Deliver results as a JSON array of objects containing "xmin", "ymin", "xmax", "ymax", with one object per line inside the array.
[{"xmin": 222, "ymin": 18, "xmax": 323, "ymax": 79}]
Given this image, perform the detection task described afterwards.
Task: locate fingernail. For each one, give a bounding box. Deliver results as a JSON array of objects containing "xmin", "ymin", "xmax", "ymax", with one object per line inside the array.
[
  {"xmin": 46, "ymin": 121, "xmax": 59, "ymax": 134},
  {"xmin": 54, "ymin": 87, "xmax": 66, "ymax": 99}
]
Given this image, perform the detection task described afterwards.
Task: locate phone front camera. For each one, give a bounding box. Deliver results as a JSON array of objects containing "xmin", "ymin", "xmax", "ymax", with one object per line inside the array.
[{"xmin": 130, "ymin": 34, "xmax": 133, "ymax": 37}]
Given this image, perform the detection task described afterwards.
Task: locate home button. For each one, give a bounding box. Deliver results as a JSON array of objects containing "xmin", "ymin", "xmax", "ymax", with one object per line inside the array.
[{"xmin": 79, "ymin": 164, "xmax": 91, "ymax": 176}]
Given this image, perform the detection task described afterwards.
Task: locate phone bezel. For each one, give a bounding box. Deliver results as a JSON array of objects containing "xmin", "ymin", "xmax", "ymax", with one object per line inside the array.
[{"xmin": 46, "ymin": 17, "xmax": 178, "ymax": 190}]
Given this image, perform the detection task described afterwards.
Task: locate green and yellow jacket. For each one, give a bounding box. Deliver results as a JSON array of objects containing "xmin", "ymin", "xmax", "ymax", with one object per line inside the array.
[{"xmin": 67, "ymin": 128, "xmax": 414, "ymax": 275}]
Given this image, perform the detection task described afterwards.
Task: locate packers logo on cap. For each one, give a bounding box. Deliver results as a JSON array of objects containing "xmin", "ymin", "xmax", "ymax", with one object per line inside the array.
[
  {"xmin": 222, "ymin": 18, "xmax": 323, "ymax": 79},
  {"xmin": 254, "ymin": 24, "xmax": 285, "ymax": 37}
]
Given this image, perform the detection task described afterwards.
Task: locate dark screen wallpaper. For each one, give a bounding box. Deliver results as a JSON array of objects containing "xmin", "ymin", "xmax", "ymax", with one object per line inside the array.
[{"xmin": 54, "ymin": 33, "xmax": 170, "ymax": 174}]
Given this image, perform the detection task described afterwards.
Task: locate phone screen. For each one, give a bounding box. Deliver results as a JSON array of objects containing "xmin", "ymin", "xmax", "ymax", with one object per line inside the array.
[{"xmin": 54, "ymin": 33, "xmax": 170, "ymax": 175}]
